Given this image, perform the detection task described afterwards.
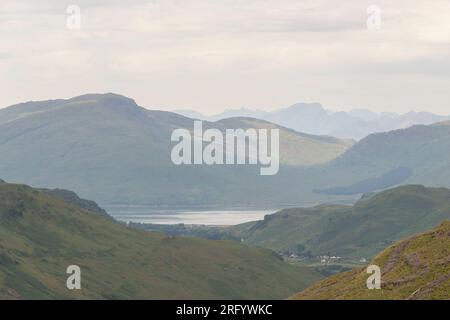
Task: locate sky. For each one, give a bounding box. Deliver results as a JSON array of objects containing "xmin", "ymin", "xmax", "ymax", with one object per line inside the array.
[{"xmin": 1, "ymin": 0, "xmax": 450, "ymax": 115}]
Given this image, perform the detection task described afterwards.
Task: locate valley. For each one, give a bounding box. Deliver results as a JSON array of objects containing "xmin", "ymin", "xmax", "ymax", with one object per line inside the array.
[
  {"xmin": 0, "ymin": 93, "xmax": 449, "ymax": 300},
  {"xmin": 3, "ymin": 0, "xmax": 450, "ymax": 303},
  {"xmin": 131, "ymin": 185, "xmax": 450, "ymax": 282},
  {"xmin": 0, "ymin": 182, "xmax": 321, "ymax": 299}
]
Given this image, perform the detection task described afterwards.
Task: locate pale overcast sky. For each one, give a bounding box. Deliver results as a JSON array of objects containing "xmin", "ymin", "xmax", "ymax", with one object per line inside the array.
[{"xmin": 1, "ymin": 0, "xmax": 450, "ymax": 114}]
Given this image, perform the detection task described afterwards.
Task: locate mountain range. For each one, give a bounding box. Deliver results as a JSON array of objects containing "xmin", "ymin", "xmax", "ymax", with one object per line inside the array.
[
  {"xmin": 176, "ymin": 103, "xmax": 450, "ymax": 140},
  {"xmin": 0, "ymin": 93, "xmax": 352, "ymax": 206},
  {"xmin": 2, "ymin": 93, "xmax": 450, "ymax": 207}
]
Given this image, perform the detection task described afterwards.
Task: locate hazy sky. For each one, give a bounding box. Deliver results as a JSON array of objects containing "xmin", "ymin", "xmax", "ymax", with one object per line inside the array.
[{"xmin": 1, "ymin": 0, "xmax": 450, "ymax": 115}]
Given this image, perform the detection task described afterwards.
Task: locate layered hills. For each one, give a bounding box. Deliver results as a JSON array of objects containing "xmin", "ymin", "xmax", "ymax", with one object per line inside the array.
[
  {"xmin": 224, "ymin": 185, "xmax": 450, "ymax": 259},
  {"xmin": 0, "ymin": 93, "xmax": 351, "ymax": 206},
  {"xmin": 0, "ymin": 182, "xmax": 320, "ymax": 299},
  {"xmin": 2, "ymin": 93, "xmax": 450, "ymax": 206}
]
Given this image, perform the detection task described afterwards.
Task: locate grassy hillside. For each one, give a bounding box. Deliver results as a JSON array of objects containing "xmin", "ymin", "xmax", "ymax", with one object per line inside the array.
[
  {"xmin": 0, "ymin": 93, "xmax": 351, "ymax": 206},
  {"xmin": 226, "ymin": 185, "xmax": 450, "ymax": 259},
  {"xmin": 292, "ymin": 221, "xmax": 450, "ymax": 300},
  {"xmin": 0, "ymin": 182, "xmax": 321, "ymax": 299}
]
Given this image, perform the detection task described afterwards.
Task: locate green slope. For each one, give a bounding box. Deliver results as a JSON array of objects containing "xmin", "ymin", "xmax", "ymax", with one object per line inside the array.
[
  {"xmin": 226, "ymin": 185, "xmax": 450, "ymax": 259},
  {"xmin": 0, "ymin": 93, "xmax": 351, "ymax": 206},
  {"xmin": 292, "ymin": 221, "xmax": 450, "ymax": 300},
  {"xmin": 0, "ymin": 183, "xmax": 320, "ymax": 299}
]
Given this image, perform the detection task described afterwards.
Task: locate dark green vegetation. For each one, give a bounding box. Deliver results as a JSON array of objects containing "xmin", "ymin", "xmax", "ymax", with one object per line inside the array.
[
  {"xmin": 224, "ymin": 185, "xmax": 450, "ymax": 260},
  {"xmin": 0, "ymin": 182, "xmax": 321, "ymax": 299},
  {"xmin": 292, "ymin": 221, "xmax": 450, "ymax": 300},
  {"xmin": 0, "ymin": 93, "xmax": 352, "ymax": 206}
]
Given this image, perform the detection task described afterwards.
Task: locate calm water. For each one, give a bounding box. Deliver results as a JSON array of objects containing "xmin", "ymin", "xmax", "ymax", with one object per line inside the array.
[{"xmin": 104, "ymin": 206, "xmax": 275, "ymax": 226}]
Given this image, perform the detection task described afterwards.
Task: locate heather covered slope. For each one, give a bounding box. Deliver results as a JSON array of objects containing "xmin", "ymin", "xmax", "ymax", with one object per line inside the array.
[
  {"xmin": 292, "ymin": 221, "xmax": 450, "ymax": 300},
  {"xmin": 0, "ymin": 183, "xmax": 321, "ymax": 299}
]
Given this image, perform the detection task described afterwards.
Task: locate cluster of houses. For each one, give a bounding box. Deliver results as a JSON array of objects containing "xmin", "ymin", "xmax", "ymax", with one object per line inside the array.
[
  {"xmin": 319, "ymin": 255, "xmax": 342, "ymax": 264},
  {"xmin": 284, "ymin": 252, "xmax": 369, "ymax": 266}
]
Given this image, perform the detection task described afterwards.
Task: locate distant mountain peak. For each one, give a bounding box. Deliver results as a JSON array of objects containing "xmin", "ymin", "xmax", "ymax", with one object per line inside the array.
[{"xmin": 288, "ymin": 102, "xmax": 325, "ymax": 111}]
